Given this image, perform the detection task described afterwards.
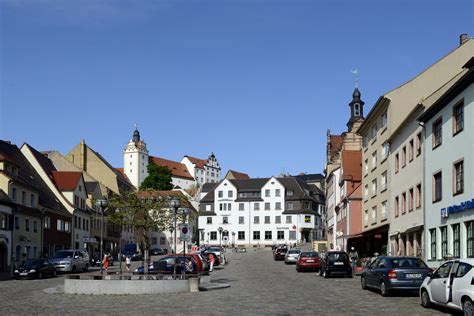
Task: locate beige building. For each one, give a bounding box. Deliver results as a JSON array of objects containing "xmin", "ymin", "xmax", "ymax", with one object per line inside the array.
[{"xmin": 358, "ymin": 36, "xmax": 473, "ymax": 255}]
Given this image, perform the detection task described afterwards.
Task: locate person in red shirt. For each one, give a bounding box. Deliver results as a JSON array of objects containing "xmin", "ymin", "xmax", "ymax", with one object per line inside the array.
[
  {"xmin": 208, "ymin": 253, "xmax": 215, "ymax": 272},
  {"xmin": 102, "ymin": 254, "xmax": 109, "ymax": 273}
]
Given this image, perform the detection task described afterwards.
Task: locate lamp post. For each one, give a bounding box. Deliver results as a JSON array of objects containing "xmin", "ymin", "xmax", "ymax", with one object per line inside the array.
[
  {"xmin": 115, "ymin": 208, "xmax": 122, "ymax": 275},
  {"xmin": 170, "ymin": 197, "xmax": 181, "ymax": 280},
  {"xmin": 218, "ymin": 227, "xmax": 223, "ymax": 247},
  {"xmin": 232, "ymin": 231, "xmax": 236, "ymax": 248},
  {"xmin": 96, "ymin": 198, "xmax": 108, "ymax": 274},
  {"xmin": 181, "ymin": 208, "xmax": 190, "ymax": 279}
]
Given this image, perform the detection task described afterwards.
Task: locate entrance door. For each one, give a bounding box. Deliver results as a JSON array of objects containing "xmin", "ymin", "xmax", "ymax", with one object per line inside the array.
[{"xmin": 0, "ymin": 244, "xmax": 6, "ymax": 272}]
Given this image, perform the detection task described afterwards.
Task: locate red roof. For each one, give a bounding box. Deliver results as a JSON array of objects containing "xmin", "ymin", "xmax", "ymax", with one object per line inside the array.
[
  {"xmin": 115, "ymin": 168, "xmax": 133, "ymax": 186},
  {"xmin": 228, "ymin": 170, "xmax": 250, "ymax": 179},
  {"xmin": 341, "ymin": 150, "xmax": 362, "ymax": 182},
  {"xmin": 149, "ymin": 156, "xmax": 194, "ymax": 180},
  {"xmin": 185, "ymin": 156, "xmax": 207, "ymax": 169},
  {"xmin": 52, "ymin": 171, "xmax": 83, "ymax": 191},
  {"xmin": 330, "ymin": 135, "xmax": 344, "ymax": 159}
]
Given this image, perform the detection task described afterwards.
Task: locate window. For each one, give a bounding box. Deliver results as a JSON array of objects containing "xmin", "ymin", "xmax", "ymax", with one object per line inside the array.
[
  {"xmin": 228, "ymin": 203, "xmax": 232, "ymax": 211},
  {"xmin": 223, "ymin": 216, "xmax": 228, "ymax": 224},
  {"xmin": 207, "ymin": 217, "xmax": 212, "ymax": 224},
  {"xmin": 304, "ymin": 202, "xmax": 311, "ymax": 210},
  {"xmin": 264, "ymin": 216, "xmax": 270, "ymax": 224},
  {"xmin": 381, "ymin": 201, "xmax": 387, "ymax": 219},
  {"xmin": 254, "ymin": 203, "xmax": 260, "ymax": 211},
  {"xmin": 11, "ymin": 187, "xmax": 17, "ymax": 201},
  {"xmin": 354, "ymin": 103, "xmax": 360, "ymax": 116},
  {"xmin": 206, "ymin": 204, "xmax": 211, "ymax": 211},
  {"xmin": 363, "ymin": 135, "xmax": 368, "ymax": 148},
  {"xmin": 275, "ymin": 202, "xmax": 281, "ymax": 210},
  {"xmin": 382, "ymin": 111, "xmax": 388, "ymax": 127},
  {"xmin": 265, "ymin": 203, "xmax": 270, "ymax": 210},
  {"xmin": 440, "ymin": 226, "xmax": 448, "ymax": 258},
  {"xmin": 0, "ymin": 214, "xmax": 7, "ymax": 229},
  {"xmin": 454, "ymin": 160, "xmax": 464, "ymax": 195},
  {"xmin": 30, "ymin": 194, "xmax": 35, "ymax": 207},
  {"xmin": 395, "ymin": 196, "xmax": 399, "ymax": 217},
  {"xmin": 433, "ymin": 171, "xmax": 442, "ymax": 202},
  {"xmin": 453, "ymin": 101, "xmax": 464, "ymax": 135},
  {"xmin": 277, "ymin": 231, "xmax": 284, "ymax": 240},
  {"xmin": 381, "ymin": 142, "xmax": 389, "ymax": 161},
  {"xmin": 253, "ymin": 231, "xmax": 260, "ymax": 240},
  {"xmin": 467, "ymin": 221, "xmax": 474, "ymax": 258},
  {"xmin": 364, "ymin": 210, "xmax": 368, "ymax": 225},
  {"xmin": 371, "ymin": 179, "xmax": 377, "ymax": 197},
  {"xmin": 286, "ymin": 202, "xmax": 294, "ymax": 210},
  {"xmin": 254, "ymin": 216, "xmax": 259, "ymax": 224},
  {"xmin": 25, "ymin": 219, "xmax": 30, "ymax": 231},
  {"xmin": 416, "ymin": 132, "xmax": 422, "ymax": 156},
  {"xmin": 22, "ymin": 191, "xmax": 26, "ymax": 205},
  {"xmin": 304, "ymin": 216, "xmax": 311, "ymax": 223},
  {"xmin": 15, "ymin": 216, "xmax": 19, "ymax": 230},
  {"xmin": 218, "ymin": 191, "xmax": 223, "ymax": 198},
  {"xmin": 364, "ymin": 185, "xmax": 368, "ymax": 200},
  {"xmin": 228, "ymin": 190, "xmax": 233, "ymax": 198},
  {"xmin": 401, "ymin": 192, "xmax": 406, "ymax": 214},
  {"xmin": 289, "ymin": 231, "xmax": 296, "ymax": 240},
  {"xmin": 210, "ymin": 232, "xmax": 217, "ymax": 240},
  {"xmin": 286, "ymin": 216, "xmax": 292, "ymax": 224},
  {"xmin": 381, "ymin": 172, "xmax": 387, "ymax": 192},
  {"xmin": 239, "ymin": 203, "xmax": 244, "ymax": 211},
  {"xmin": 395, "ymin": 153, "xmax": 399, "ymax": 173},
  {"xmin": 452, "ymin": 224, "xmax": 460, "ymax": 258},
  {"xmin": 238, "ymin": 216, "xmax": 244, "ymax": 224},
  {"xmin": 275, "ymin": 189, "xmax": 281, "ymax": 197},
  {"xmin": 275, "ymin": 216, "xmax": 281, "ymax": 224},
  {"xmin": 364, "ymin": 159, "xmax": 368, "ymax": 175},
  {"xmin": 408, "ymin": 139, "xmax": 414, "ymax": 162},
  {"xmin": 371, "ymin": 151, "xmax": 377, "ymax": 169},
  {"xmin": 265, "ymin": 189, "xmax": 270, "ymax": 197},
  {"xmin": 371, "ymin": 124, "xmax": 378, "ymax": 140},
  {"xmin": 264, "ymin": 231, "xmax": 272, "ymax": 240},
  {"xmin": 33, "ymin": 220, "xmax": 37, "ymax": 233},
  {"xmin": 430, "ymin": 229, "xmax": 436, "ymax": 259},
  {"xmin": 238, "ymin": 231, "xmax": 245, "ymax": 240},
  {"xmin": 65, "ymin": 221, "xmax": 70, "ymax": 233},
  {"xmin": 44, "ymin": 216, "xmax": 50, "ymax": 229},
  {"xmin": 286, "ymin": 190, "xmax": 294, "ymax": 196},
  {"xmin": 371, "ymin": 206, "xmax": 377, "ymax": 223},
  {"xmin": 408, "ymin": 188, "xmax": 414, "ymax": 211},
  {"xmin": 416, "ymin": 184, "xmax": 422, "ymax": 208},
  {"xmin": 433, "ymin": 118, "xmax": 442, "ymax": 148},
  {"xmin": 402, "ymin": 146, "xmax": 406, "ymax": 167}
]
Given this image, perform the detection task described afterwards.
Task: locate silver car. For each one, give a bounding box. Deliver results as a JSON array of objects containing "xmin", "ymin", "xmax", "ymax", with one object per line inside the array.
[
  {"xmin": 51, "ymin": 249, "xmax": 90, "ymax": 272},
  {"xmin": 284, "ymin": 249, "xmax": 301, "ymax": 264}
]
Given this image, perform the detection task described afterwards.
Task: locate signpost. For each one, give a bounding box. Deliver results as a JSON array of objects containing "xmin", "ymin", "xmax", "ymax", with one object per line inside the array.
[{"xmin": 179, "ymin": 224, "xmax": 191, "ymax": 279}]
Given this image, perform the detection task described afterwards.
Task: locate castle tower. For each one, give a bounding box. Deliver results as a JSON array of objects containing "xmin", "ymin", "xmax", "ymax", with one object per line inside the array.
[{"xmin": 124, "ymin": 127, "xmax": 149, "ymax": 190}]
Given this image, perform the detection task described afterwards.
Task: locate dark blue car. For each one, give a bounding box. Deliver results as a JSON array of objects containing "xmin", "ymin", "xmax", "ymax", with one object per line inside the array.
[
  {"xmin": 134, "ymin": 256, "xmax": 197, "ymax": 274},
  {"xmin": 361, "ymin": 256, "xmax": 432, "ymax": 296}
]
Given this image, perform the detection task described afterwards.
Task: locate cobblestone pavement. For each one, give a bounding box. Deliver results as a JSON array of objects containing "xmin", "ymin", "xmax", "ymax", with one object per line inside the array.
[{"xmin": 0, "ymin": 249, "xmax": 456, "ymax": 315}]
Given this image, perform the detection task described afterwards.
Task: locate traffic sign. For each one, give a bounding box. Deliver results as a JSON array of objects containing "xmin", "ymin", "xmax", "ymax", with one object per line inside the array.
[{"xmin": 179, "ymin": 224, "xmax": 191, "ymax": 241}]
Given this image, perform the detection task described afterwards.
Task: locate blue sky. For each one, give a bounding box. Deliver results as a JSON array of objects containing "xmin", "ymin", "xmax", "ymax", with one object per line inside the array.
[{"xmin": 1, "ymin": 0, "xmax": 473, "ymax": 178}]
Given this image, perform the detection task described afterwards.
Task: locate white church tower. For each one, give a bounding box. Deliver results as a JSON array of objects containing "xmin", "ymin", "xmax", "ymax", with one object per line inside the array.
[{"xmin": 124, "ymin": 127, "xmax": 149, "ymax": 190}]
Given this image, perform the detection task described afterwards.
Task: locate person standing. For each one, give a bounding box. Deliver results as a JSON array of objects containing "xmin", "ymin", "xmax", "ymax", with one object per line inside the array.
[
  {"xmin": 102, "ymin": 254, "xmax": 109, "ymax": 273},
  {"xmin": 208, "ymin": 253, "xmax": 215, "ymax": 272},
  {"xmin": 349, "ymin": 247, "xmax": 358, "ymax": 275},
  {"xmin": 125, "ymin": 256, "xmax": 131, "ymax": 272}
]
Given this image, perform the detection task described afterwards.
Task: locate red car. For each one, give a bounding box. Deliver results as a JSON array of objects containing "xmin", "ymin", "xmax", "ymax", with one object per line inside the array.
[{"xmin": 296, "ymin": 251, "xmax": 321, "ymax": 272}]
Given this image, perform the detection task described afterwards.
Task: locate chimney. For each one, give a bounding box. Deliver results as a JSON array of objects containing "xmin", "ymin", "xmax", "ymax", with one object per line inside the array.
[
  {"xmin": 80, "ymin": 139, "xmax": 86, "ymax": 171},
  {"xmin": 460, "ymin": 33, "xmax": 469, "ymax": 46}
]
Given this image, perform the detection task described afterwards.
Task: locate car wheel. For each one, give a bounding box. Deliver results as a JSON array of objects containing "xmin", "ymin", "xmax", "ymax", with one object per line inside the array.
[
  {"xmin": 361, "ymin": 276, "xmax": 367, "ymax": 290},
  {"xmin": 420, "ymin": 289, "xmax": 431, "ymax": 308},
  {"xmin": 380, "ymin": 281, "xmax": 390, "ymax": 297},
  {"xmin": 462, "ymin": 298, "xmax": 473, "ymax": 316},
  {"xmin": 323, "ymin": 269, "xmax": 330, "ymax": 278},
  {"xmin": 38, "ymin": 272, "xmax": 43, "ymax": 279}
]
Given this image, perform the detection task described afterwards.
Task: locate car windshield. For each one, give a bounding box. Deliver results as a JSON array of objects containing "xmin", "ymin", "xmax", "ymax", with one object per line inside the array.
[
  {"xmin": 24, "ymin": 259, "xmax": 42, "ymax": 267},
  {"xmin": 288, "ymin": 250, "xmax": 300, "ymax": 254},
  {"xmin": 301, "ymin": 252, "xmax": 319, "ymax": 257},
  {"xmin": 391, "ymin": 258, "xmax": 428, "ymax": 268},
  {"xmin": 53, "ymin": 251, "xmax": 74, "ymax": 259},
  {"xmin": 209, "ymin": 247, "xmax": 221, "ymax": 252},
  {"xmin": 328, "ymin": 253, "xmax": 348, "ymax": 261}
]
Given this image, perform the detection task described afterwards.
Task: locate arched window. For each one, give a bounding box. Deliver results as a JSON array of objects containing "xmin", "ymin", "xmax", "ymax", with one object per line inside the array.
[{"xmin": 354, "ymin": 103, "xmax": 360, "ymax": 116}]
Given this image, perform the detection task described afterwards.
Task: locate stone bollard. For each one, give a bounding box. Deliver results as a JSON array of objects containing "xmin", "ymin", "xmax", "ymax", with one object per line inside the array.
[{"xmin": 188, "ymin": 277, "xmax": 200, "ymax": 292}]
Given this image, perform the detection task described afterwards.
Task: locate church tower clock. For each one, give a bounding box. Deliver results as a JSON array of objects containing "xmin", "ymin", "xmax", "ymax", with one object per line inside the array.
[{"xmin": 124, "ymin": 126, "xmax": 149, "ymax": 190}]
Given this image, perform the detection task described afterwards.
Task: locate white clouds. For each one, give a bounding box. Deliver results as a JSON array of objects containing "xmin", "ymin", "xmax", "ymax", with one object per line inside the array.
[{"xmin": 1, "ymin": 0, "xmax": 172, "ymax": 26}]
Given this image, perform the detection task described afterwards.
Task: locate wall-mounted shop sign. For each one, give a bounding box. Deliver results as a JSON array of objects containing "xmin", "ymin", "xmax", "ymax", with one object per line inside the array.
[{"xmin": 441, "ymin": 198, "xmax": 474, "ymax": 218}]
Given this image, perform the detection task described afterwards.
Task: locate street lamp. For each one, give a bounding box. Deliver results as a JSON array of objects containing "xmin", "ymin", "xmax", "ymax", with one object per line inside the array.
[
  {"xmin": 181, "ymin": 208, "xmax": 190, "ymax": 279},
  {"xmin": 169, "ymin": 197, "xmax": 181, "ymax": 280},
  {"xmin": 96, "ymin": 198, "xmax": 108, "ymax": 274},
  {"xmin": 218, "ymin": 227, "xmax": 223, "ymax": 247}
]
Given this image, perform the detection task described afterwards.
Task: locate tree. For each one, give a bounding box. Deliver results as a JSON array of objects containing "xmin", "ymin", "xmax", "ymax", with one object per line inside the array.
[
  {"xmin": 105, "ymin": 190, "xmax": 192, "ymax": 274},
  {"xmin": 140, "ymin": 164, "xmax": 173, "ymax": 191}
]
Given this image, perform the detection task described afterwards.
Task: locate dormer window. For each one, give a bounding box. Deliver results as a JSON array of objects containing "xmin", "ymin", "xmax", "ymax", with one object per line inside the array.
[{"xmin": 287, "ymin": 190, "xmax": 294, "ymax": 196}]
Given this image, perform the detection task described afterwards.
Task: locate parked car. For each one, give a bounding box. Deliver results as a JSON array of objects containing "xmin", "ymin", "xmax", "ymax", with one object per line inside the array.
[
  {"xmin": 51, "ymin": 249, "xmax": 89, "ymax": 272},
  {"xmin": 296, "ymin": 252, "xmax": 321, "ymax": 272},
  {"xmin": 14, "ymin": 258, "xmax": 56, "ymax": 279},
  {"xmin": 361, "ymin": 256, "xmax": 431, "ymax": 296},
  {"xmin": 284, "ymin": 249, "xmax": 301, "ymax": 264},
  {"xmin": 274, "ymin": 248, "xmax": 288, "ymax": 261},
  {"xmin": 152, "ymin": 255, "xmax": 200, "ymax": 274},
  {"xmin": 150, "ymin": 247, "xmax": 166, "ymax": 256},
  {"xmin": 319, "ymin": 251, "xmax": 352, "ymax": 278},
  {"xmin": 202, "ymin": 248, "xmax": 224, "ymax": 265},
  {"xmin": 122, "ymin": 243, "xmax": 143, "ymax": 261},
  {"xmin": 420, "ymin": 258, "xmax": 474, "ymax": 315},
  {"xmin": 133, "ymin": 262, "xmax": 155, "ymax": 274}
]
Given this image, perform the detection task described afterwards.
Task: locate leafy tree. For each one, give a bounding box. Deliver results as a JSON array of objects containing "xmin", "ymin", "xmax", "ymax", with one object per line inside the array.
[
  {"xmin": 140, "ymin": 164, "xmax": 173, "ymax": 190},
  {"xmin": 105, "ymin": 190, "xmax": 192, "ymax": 274}
]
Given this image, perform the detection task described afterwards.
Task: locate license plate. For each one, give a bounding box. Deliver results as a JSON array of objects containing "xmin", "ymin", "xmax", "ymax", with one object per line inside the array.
[
  {"xmin": 334, "ymin": 262, "xmax": 343, "ymax": 265},
  {"xmin": 406, "ymin": 273, "xmax": 422, "ymax": 279},
  {"xmin": 20, "ymin": 272, "xmax": 28, "ymax": 276},
  {"xmin": 306, "ymin": 260, "xmax": 314, "ymax": 263}
]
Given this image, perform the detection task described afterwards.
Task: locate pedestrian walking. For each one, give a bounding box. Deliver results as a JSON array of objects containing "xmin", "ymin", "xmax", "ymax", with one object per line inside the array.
[
  {"xmin": 125, "ymin": 256, "xmax": 131, "ymax": 272},
  {"xmin": 208, "ymin": 253, "xmax": 215, "ymax": 272},
  {"xmin": 349, "ymin": 247, "xmax": 358, "ymax": 275},
  {"xmin": 102, "ymin": 254, "xmax": 109, "ymax": 273}
]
